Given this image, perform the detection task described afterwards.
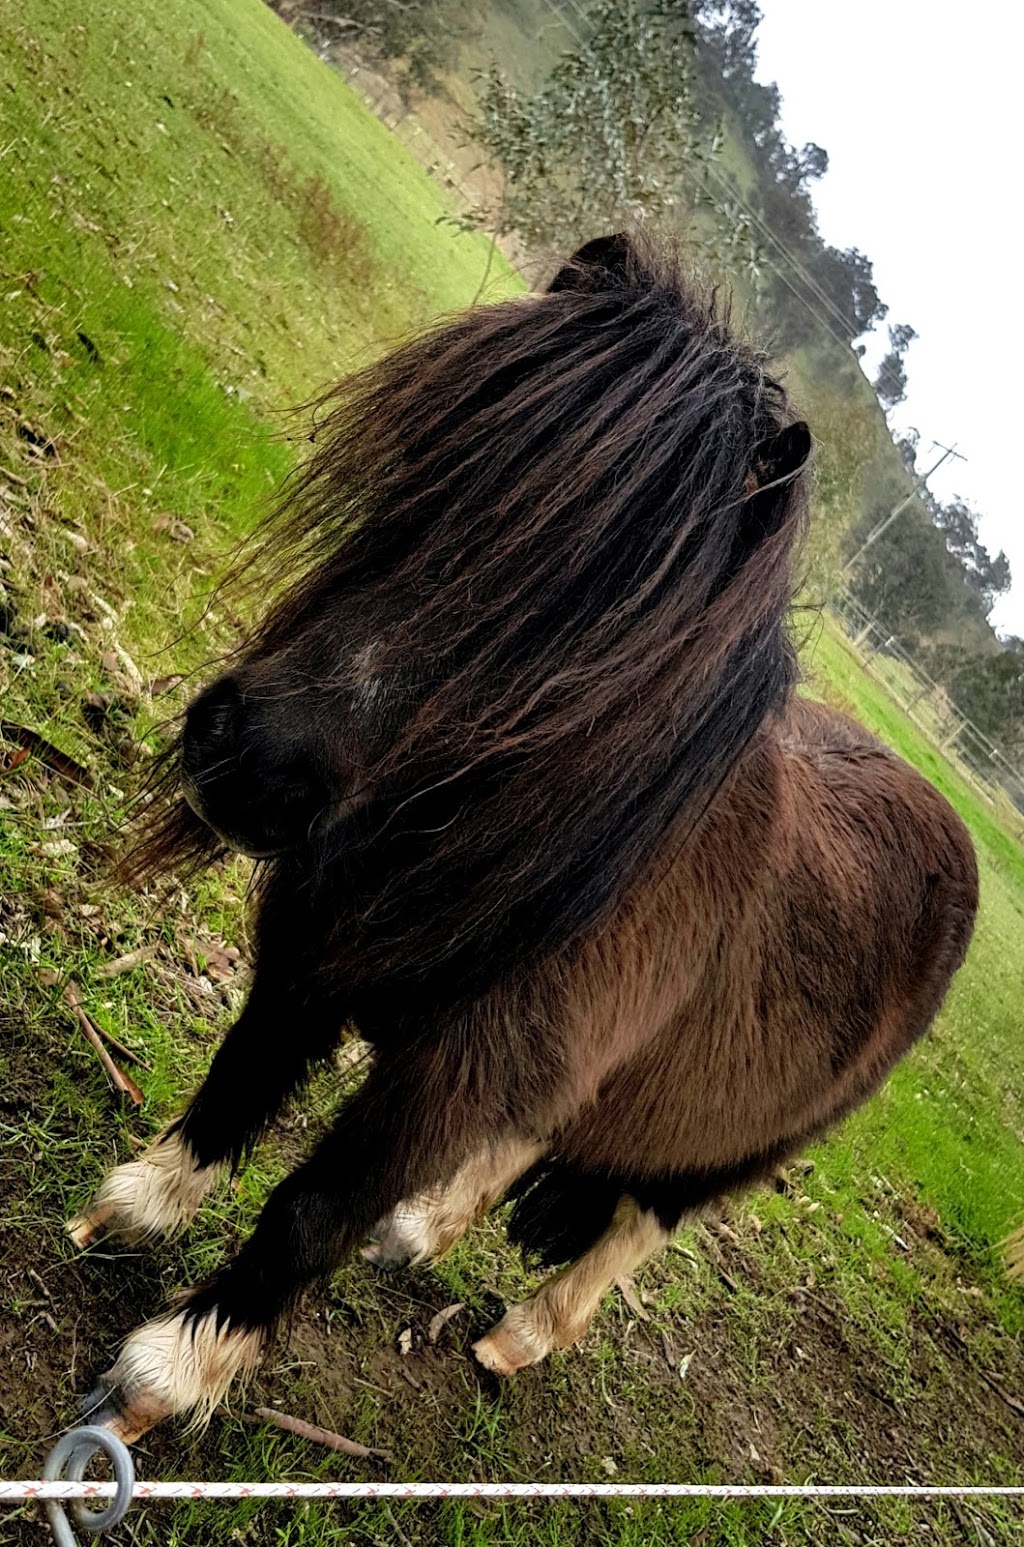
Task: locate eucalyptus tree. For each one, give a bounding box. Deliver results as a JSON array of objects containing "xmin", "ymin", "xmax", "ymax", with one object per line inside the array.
[{"xmin": 471, "ymin": 0, "xmax": 714, "ymax": 255}]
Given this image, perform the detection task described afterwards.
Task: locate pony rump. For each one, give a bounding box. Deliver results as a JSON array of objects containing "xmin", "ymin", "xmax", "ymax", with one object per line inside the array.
[{"xmin": 128, "ymin": 232, "xmax": 811, "ymax": 1010}]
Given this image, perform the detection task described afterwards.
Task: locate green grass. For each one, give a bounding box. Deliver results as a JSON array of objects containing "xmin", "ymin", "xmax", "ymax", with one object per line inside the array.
[
  {"xmin": 1, "ymin": 5, "xmax": 1022, "ymax": 1546},
  {"xmin": 0, "ymin": 0, "xmax": 520, "ymax": 675}
]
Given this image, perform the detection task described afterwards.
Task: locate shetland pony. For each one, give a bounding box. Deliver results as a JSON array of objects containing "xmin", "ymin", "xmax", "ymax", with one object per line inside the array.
[{"xmin": 68, "ymin": 234, "xmax": 977, "ymax": 1440}]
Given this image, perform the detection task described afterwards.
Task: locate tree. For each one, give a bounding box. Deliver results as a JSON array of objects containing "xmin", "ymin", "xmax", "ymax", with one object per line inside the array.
[
  {"xmin": 874, "ymin": 321, "xmax": 917, "ymax": 410},
  {"xmin": 894, "ymin": 430, "xmax": 920, "ymax": 476},
  {"xmin": 272, "ymin": 0, "xmax": 478, "ymax": 97},
  {"xmin": 471, "ymin": 1, "xmax": 709, "ymax": 254},
  {"xmin": 931, "ymin": 496, "xmax": 1011, "ymax": 616},
  {"xmin": 810, "ymin": 245, "xmax": 888, "ymax": 343},
  {"xmin": 924, "ymin": 641, "xmax": 1024, "ymax": 753},
  {"xmin": 792, "ymin": 141, "xmax": 828, "ymax": 185},
  {"xmin": 690, "ymin": 0, "xmax": 763, "ymax": 87},
  {"xmin": 844, "ymin": 507, "xmax": 952, "ymax": 644},
  {"xmin": 874, "ymin": 350, "xmax": 908, "ymax": 410},
  {"xmin": 933, "ymin": 496, "xmax": 980, "ymax": 565},
  {"xmin": 888, "ymin": 322, "xmax": 917, "ymax": 355}
]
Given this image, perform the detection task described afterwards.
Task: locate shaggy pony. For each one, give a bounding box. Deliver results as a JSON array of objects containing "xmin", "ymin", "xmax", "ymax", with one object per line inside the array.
[{"xmin": 67, "ymin": 233, "xmax": 977, "ymax": 1440}]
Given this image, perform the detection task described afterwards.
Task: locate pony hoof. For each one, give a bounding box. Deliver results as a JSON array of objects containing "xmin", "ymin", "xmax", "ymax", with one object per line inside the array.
[
  {"xmin": 361, "ymin": 1211, "xmax": 434, "ymax": 1270},
  {"xmin": 472, "ymin": 1314, "xmax": 548, "ymax": 1376},
  {"xmin": 87, "ymin": 1307, "xmax": 265, "ymax": 1441},
  {"xmin": 67, "ymin": 1209, "xmax": 113, "ymax": 1251},
  {"xmin": 66, "ymin": 1132, "xmax": 222, "ymax": 1252},
  {"xmin": 361, "ymin": 1240, "xmax": 409, "ymax": 1269},
  {"xmin": 79, "ymin": 1378, "xmax": 170, "ymax": 1446}
]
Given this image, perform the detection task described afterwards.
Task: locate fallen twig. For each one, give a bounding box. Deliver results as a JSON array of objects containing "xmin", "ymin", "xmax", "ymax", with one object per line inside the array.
[
  {"xmin": 427, "ymin": 1303, "xmax": 465, "ymax": 1343},
  {"xmin": 701, "ymin": 1236, "xmax": 740, "ymax": 1293},
  {"xmin": 980, "ymin": 1370, "xmax": 1024, "ymax": 1420},
  {"xmin": 246, "ymin": 1406, "xmax": 392, "ymax": 1462},
  {"xmin": 62, "ymin": 981, "xmax": 144, "ymax": 1103},
  {"xmin": 91, "ymin": 1021, "xmax": 153, "ymax": 1071},
  {"xmin": 61, "ymin": 971, "xmax": 153, "ymax": 1068},
  {"xmin": 615, "ymin": 1275, "xmax": 650, "ymax": 1322},
  {"xmin": 0, "ymin": 745, "xmax": 30, "ymax": 775},
  {"xmin": 26, "ymin": 1268, "xmax": 54, "ymax": 1303},
  {"xmin": 383, "ymin": 1502, "xmax": 414, "ymax": 1547},
  {"xmin": 96, "ymin": 945, "xmax": 159, "ymax": 981},
  {"xmin": 0, "ymin": 720, "xmax": 92, "ymax": 787},
  {"xmin": 108, "ymin": 642, "xmax": 145, "ymax": 696},
  {"xmin": 353, "ymin": 1376, "xmax": 393, "ymax": 1399},
  {"xmin": 949, "ymin": 1497, "xmax": 998, "ymax": 1547}
]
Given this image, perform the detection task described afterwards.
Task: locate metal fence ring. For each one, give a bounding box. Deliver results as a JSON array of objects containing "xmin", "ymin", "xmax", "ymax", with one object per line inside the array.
[{"xmin": 41, "ymin": 1426, "xmax": 135, "ymax": 1545}]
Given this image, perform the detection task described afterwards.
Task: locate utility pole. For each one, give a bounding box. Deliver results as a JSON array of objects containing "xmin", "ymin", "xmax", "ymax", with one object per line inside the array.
[{"xmin": 841, "ymin": 440, "xmax": 966, "ymax": 579}]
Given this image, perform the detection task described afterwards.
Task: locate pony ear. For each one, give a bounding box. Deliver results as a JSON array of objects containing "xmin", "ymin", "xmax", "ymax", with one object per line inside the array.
[
  {"xmin": 744, "ymin": 421, "xmax": 812, "ymax": 496},
  {"xmin": 546, "ymin": 233, "xmax": 636, "ymax": 294}
]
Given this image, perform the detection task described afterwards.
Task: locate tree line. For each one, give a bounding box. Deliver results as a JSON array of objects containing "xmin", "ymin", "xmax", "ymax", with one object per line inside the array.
[
  {"xmin": 844, "ymin": 437, "xmax": 1020, "ymax": 761},
  {"xmin": 269, "ymin": 0, "xmax": 1021, "ymax": 770}
]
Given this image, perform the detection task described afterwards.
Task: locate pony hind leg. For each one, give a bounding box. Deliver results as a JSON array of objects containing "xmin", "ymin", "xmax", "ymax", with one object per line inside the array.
[
  {"xmin": 363, "ymin": 1134, "xmax": 545, "ymax": 1268},
  {"xmin": 473, "ymin": 1194, "xmax": 672, "ymax": 1375},
  {"xmin": 470, "ymin": 1151, "xmax": 779, "ymax": 1374}
]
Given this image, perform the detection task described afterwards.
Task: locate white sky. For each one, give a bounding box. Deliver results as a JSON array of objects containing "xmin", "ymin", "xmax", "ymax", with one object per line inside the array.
[{"xmin": 753, "ymin": 1, "xmax": 1023, "ymax": 636}]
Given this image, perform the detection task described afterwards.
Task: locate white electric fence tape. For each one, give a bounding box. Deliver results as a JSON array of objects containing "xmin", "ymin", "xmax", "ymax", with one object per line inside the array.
[{"xmin": 6, "ymin": 1481, "xmax": 1024, "ymax": 1500}]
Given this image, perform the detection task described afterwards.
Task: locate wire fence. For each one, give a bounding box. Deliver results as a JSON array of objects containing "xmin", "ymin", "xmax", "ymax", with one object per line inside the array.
[{"xmin": 828, "ymin": 591, "xmax": 1024, "ymax": 831}]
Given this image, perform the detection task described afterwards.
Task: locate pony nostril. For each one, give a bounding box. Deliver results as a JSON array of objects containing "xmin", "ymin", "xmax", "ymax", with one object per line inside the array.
[{"xmin": 184, "ymin": 679, "xmax": 243, "ymax": 767}]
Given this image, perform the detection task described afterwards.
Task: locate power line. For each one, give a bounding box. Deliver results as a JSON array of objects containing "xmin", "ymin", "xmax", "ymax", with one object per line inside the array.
[
  {"xmin": 702, "ymin": 163, "xmax": 869, "ymax": 347},
  {"xmin": 841, "ymin": 441, "xmax": 967, "ymax": 577}
]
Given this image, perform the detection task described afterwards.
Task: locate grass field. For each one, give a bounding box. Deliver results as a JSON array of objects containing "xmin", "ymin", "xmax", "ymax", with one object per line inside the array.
[{"xmin": 1, "ymin": 3, "xmax": 1022, "ymax": 1545}]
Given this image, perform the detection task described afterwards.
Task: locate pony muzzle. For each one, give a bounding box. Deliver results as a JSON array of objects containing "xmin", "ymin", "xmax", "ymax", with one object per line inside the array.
[{"xmin": 181, "ymin": 677, "xmax": 331, "ymax": 858}]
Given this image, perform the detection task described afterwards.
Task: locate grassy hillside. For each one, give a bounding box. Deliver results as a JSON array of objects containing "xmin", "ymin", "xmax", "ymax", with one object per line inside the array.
[{"xmin": 1, "ymin": 4, "xmax": 1022, "ymax": 1546}]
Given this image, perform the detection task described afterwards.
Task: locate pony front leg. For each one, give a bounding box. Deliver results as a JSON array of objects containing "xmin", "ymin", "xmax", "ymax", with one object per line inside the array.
[
  {"xmin": 67, "ymin": 1120, "xmax": 222, "ymax": 1250},
  {"xmin": 88, "ymin": 1045, "xmax": 518, "ymax": 1440},
  {"xmin": 68, "ymin": 975, "xmax": 345, "ymax": 1250}
]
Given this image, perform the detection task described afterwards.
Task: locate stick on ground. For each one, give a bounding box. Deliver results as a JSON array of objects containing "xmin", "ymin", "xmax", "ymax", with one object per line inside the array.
[
  {"xmin": 62, "ymin": 981, "xmax": 144, "ymax": 1104},
  {"xmin": 247, "ymin": 1406, "xmax": 393, "ymax": 1462}
]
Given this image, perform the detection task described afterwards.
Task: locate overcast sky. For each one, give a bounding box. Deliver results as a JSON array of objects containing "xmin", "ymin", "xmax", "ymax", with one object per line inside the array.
[{"xmin": 753, "ymin": 1, "xmax": 1022, "ymax": 636}]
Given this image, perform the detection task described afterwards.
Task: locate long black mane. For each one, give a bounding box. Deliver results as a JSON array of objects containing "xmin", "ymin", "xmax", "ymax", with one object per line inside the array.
[{"xmin": 128, "ymin": 235, "xmax": 810, "ymax": 1016}]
